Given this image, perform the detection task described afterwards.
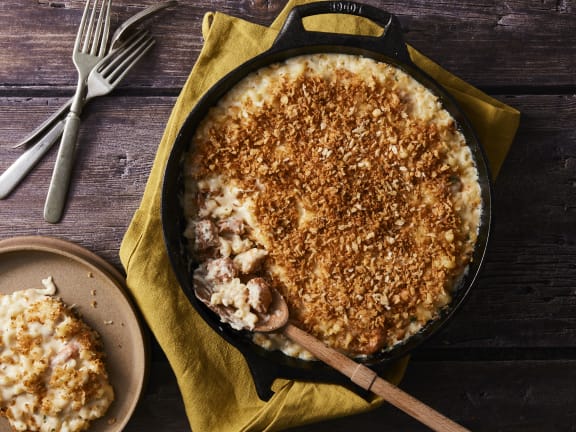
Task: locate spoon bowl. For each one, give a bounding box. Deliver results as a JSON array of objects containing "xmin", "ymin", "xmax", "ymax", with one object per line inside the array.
[{"xmin": 192, "ymin": 277, "xmax": 289, "ymax": 333}]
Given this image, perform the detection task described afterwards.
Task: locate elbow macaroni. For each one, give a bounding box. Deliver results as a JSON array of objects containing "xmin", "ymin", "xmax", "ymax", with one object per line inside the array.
[
  {"xmin": 0, "ymin": 277, "xmax": 114, "ymax": 431},
  {"xmin": 184, "ymin": 53, "xmax": 482, "ymax": 358}
]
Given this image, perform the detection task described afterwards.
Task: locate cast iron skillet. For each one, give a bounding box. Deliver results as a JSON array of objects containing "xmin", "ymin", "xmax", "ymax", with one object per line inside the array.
[{"xmin": 162, "ymin": 1, "xmax": 492, "ymax": 401}]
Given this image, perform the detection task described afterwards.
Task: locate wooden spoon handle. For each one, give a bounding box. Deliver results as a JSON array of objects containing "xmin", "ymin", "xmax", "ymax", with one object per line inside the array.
[{"xmin": 283, "ymin": 323, "xmax": 470, "ymax": 432}]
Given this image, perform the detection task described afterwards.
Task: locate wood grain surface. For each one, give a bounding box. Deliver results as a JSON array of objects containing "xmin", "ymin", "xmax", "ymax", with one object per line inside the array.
[{"xmin": 1, "ymin": 1, "xmax": 575, "ymax": 431}]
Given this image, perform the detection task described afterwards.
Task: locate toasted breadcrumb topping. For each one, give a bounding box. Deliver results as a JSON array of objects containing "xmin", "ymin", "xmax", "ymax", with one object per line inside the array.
[
  {"xmin": 184, "ymin": 54, "xmax": 482, "ymax": 357},
  {"xmin": 0, "ymin": 279, "xmax": 114, "ymax": 431}
]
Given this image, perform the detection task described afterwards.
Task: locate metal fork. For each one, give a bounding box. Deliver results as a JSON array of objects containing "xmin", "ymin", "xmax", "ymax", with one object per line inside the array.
[
  {"xmin": 0, "ymin": 29, "xmax": 155, "ymax": 200},
  {"xmin": 44, "ymin": 0, "xmax": 112, "ymax": 223},
  {"xmin": 13, "ymin": 0, "xmax": 177, "ymax": 149}
]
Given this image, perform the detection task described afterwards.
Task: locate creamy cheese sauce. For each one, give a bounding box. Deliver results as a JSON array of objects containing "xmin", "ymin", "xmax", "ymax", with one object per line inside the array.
[
  {"xmin": 184, "ymin": 53, "xmax": 483, "ymax": 359},
  {"xmin": 0, "ymin": 277, "xmax": 114, "ymax": 431}
]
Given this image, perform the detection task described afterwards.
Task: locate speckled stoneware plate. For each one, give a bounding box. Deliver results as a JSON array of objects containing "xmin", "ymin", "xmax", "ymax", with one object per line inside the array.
[{"xmin": 0, "ymin": 236, "xmax": 148, "ymax": 432}]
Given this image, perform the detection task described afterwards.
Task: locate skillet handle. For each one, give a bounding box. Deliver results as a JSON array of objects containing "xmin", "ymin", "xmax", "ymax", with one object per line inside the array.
[{"xmin": 272, "ymin": 1, "xmax": 412, "ymax": 64}]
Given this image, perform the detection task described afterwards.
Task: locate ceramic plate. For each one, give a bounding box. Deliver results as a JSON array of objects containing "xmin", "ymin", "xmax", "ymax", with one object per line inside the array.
[{"xmin": 0, "ymin": 236, "xmax": 148, "ymax": 432}]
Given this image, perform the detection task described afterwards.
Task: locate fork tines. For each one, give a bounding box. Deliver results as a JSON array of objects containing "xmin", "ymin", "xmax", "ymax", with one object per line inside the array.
[
  {"xmin": 77, "ymin": 0, "xmax": 112, "ymax": 55},
  {"xmin": 96, "ymin": 30, "xmax": 156, "ymax": 85}
]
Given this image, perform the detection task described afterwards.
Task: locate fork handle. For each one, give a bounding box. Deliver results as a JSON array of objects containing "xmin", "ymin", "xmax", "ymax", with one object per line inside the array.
[
  {"xmin": 0, "ymin": 119, "xmax": 65, "ymax": 199},
  {"xmin": 44, "ymin": 112, "xmax": 82, "ymax": 223}
]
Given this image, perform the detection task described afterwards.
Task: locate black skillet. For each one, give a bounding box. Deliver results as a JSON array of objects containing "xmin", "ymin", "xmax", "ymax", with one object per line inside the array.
[{"xmin": 162, "ymin": 1, "xmax": 492, "ymax": 401}]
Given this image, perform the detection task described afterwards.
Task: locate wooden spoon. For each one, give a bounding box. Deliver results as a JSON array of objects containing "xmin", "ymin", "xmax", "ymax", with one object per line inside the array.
[{"xmin": 194, "ymin": 282, "xmax": 469, "ymax": 432}]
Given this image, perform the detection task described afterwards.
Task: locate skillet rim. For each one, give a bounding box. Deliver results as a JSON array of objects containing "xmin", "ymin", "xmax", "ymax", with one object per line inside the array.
[{"xmin": 161, "ymin": 1, "xmax": 493, "ymax": 400}]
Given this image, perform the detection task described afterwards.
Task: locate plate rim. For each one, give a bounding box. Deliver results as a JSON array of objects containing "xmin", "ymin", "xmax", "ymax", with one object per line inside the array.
[{"xmin": 0, "ymin": 235, "xmax": 149, "ymax": 432}]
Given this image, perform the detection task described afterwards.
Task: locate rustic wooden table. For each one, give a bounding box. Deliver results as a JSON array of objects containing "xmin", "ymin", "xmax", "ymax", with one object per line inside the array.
[{"xmin": 0, "ymin": 0, "xmax": 574, "ymax": 430}]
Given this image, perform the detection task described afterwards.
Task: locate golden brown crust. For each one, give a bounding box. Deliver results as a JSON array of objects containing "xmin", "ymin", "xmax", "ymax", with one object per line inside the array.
[
  {"xmin": 0, "ymin": 291, "xmax": 114, "ymax": 431},
  {"xmin": 187, "ymin": 56, "xmax": 480, "ymax": 356}
]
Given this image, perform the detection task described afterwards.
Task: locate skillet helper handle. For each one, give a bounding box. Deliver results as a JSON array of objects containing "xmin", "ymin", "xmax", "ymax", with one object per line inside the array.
[
  {"xmin": 283, "ymin": 324, "xmax": 470, "ymax": 432},
  {"xmin": 273, "ymin": 1, "xmax": 411, "ymax": 64}
]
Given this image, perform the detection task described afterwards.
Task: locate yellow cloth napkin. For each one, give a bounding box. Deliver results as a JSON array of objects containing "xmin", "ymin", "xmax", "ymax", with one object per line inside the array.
[{"xmin": 120, "ymin": 2, "xmax": 520, "ymax": 431}]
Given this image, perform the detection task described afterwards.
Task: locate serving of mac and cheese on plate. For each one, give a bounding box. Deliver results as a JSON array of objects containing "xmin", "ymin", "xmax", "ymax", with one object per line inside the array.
[{"xmin": 0, "ymin": 237, "xmax": 147, "ymax": 432}]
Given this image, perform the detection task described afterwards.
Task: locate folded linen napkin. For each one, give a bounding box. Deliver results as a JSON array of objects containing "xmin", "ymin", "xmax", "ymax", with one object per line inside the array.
[{"xmin": 120, "ymin": 1, "xmax": 520, "ymax": 431}]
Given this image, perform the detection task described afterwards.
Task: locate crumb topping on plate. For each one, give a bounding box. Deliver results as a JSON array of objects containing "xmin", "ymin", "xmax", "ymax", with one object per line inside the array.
[{"xmin": 0, "ymin": 277, "xmax": 114, "ymax": 432}]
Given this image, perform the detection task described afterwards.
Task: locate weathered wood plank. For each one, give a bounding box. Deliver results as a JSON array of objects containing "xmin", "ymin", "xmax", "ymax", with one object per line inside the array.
[
  {"xmin": 0, "ymin": 1, "xmax": 573, "ymax": 430},
  {"xmin": 124, "ymin": 359, "xmax": 576, "ymax": 432},
  {"xmin": 0, "ymin": 1, "xmax": 575, "ymax": 89},
  {"xmin": 425, "ymin": 94, "xmax": 576, "ymax": 350},
  {"xmin": 0, "ymin": 95, "xmax": 175, "ymax": 266},
  {"xmin": 287, "ymin": 359, "xmax": 576, "ymax": 431},
  {"xmin": 0, "ymin": 93, "xmax": 575, "ymax": 353},
  {"xmin": 124, "ymin": 361, "xmax": 191, "ymax": 431}
]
